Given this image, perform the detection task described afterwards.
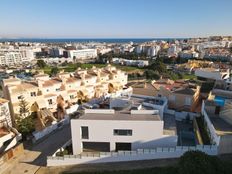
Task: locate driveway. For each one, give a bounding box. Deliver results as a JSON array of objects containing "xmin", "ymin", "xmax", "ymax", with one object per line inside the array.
[{"xmin": 2, "ymin": 124, "xmax": 71, "ymax": 174}]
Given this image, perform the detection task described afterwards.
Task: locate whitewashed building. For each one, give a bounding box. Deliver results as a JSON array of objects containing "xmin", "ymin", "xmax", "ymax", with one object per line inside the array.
[{"xmin": 71, "ymin": 96, "xmax": 177, "ymax": 154}]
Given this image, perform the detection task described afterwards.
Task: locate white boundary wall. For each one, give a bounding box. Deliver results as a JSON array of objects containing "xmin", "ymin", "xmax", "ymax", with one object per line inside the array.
[
  {"xmin": 47, "ymin": 145, "xmax": 218, "ymax": 166},
  {"xmin": 32, "ymin": 116, "xmax": 70, "ymax": 142},
  {"xmin": 201, "ymin": 101, "xmax": 220, "ymax": 145},
  {"xmin": 66, "ymin": 104, "xmax": 79, "ymax": 114}
]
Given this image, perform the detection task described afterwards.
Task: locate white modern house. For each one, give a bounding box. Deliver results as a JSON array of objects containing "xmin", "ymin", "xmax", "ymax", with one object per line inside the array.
[{"xmin": 71, "ymin": 96, "xmax": 177, "ymax": 155}]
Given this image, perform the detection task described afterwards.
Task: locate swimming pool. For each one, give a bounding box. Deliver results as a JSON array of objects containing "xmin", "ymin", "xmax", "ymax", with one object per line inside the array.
[{"xmin": 214, "ymin": 96, "xmax": 225, "ymax": 106}]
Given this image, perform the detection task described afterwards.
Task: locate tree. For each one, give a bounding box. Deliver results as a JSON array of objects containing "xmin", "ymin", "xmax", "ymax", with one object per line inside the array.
[
  {"xmin": 148, "ymin": 61, "xmax": 167, "ymax": 73},
  {"xmin": 16, "ymin": 115, "xmax": 35, "ymax": 137},
  {"xmin": 144, "ymin": 70, "xmax": 160, "ymax": 80},
  {"xmin": 16, "ymin": 96, "xmax": 35, "ymax": 137},
  {"xmin": 37, "ymin": 59, "xmax": 46, "ymax": 68},
  {"xmin": 51, "ymin": 67, "xmax": 59, "ymax": 76},
  {"xmin": 178, "ymin": 151, "xmax": 224, "ymax": 174},
  {"xmin": 18, "ymin": 95, "xmax": 30, "ymax": 118}
]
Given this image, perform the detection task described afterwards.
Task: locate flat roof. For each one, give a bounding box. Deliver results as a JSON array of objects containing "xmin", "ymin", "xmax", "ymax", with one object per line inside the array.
[
  {"xmin": 163, "ymin": 114, "xmax": 177, "ymax": 136},
  {"xmin": 205, "ymin": 104, "xmax": 232, "ymax": 136},
  {"xmin": 210, "ymin": 116, "xmax": 232, "ymax": 136},
  {"xmin": 78, "ymin": 112, "xmax": 161, "ymax": 121}
]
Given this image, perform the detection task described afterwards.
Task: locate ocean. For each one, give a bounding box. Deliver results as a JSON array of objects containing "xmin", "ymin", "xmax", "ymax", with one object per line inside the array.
[{"xmin": 0, "ymin": 38, "xmax": 187, "ymax": 43}]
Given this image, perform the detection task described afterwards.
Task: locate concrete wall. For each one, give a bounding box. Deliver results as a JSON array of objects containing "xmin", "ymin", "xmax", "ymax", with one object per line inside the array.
[
  {"xmin": 201, "ymin": 101, "xmax": 220, "ymax": 145},
  {"xmin": 71, "ymin": 119, "xmax": 178, "ymax": 154},
  {"xmin": 32, "ymin": 116, "xmax": 70, "ymax": 142},
  {"xmin": 218, "ymin": 135, "xmax": 232, "ymax": 154},
  {"xmin": 47, "ymin": 145, "xmax": 218, "ymax": 166}
]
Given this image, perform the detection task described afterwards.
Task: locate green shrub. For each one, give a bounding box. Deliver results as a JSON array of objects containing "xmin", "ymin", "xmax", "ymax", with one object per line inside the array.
[{"xmin": 178, "ymin": 151, "xmax": 224, "ymax": 174}]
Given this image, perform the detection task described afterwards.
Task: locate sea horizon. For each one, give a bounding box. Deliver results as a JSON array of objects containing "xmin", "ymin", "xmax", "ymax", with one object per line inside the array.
[{"xmin": 0, "ymin": 37, "xmax": 188, "ymax": 43}]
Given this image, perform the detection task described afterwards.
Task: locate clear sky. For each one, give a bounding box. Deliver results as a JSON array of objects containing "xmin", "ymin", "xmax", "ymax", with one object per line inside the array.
[{"xmin": 0, "ymin": 0, "xmax": 232, "ymax": 38}]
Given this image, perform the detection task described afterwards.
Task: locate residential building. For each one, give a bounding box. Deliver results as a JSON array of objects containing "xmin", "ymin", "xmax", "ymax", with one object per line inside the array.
[
  {"xmin": 179, "ymin": 50, "xmax": 199, "ymax": 59},
  {"xmin": 2, "ymin": 65, "xmax": 128, "ymax": 128},
  {"xmin": 112, "ymin": 58, "xmax": 149, "ymax": 67},
  {"xmin": 0, "ymin": 98, "xmax": 22, "ymax": 156},
  {"xmin": 0, "ymin": 52, "xmax": 23, "ymax": 66},
  {"xmin": 71, "ymin": 96, "xmax": 177, "ymax": 154},
  {"xmin": 195, "ymin": 68, "xmax": 230, "ymax": 80},
  {"xmin": 65, "ymin": 49, "xmax": 97, "ymax": 61},
  {"xmin": 153, "ymin": 79, "xmax": 201, "ymax": 112}
]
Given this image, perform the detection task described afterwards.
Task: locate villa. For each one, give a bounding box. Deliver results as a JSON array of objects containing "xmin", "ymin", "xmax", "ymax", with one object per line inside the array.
[{"xmin": 71, "ymin": 96, "xmax": 177, "ymax": 154}]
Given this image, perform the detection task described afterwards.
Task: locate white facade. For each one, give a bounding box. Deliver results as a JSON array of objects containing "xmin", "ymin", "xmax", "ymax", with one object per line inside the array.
[
  {"xmin": 0, "ymin": 52, "xmax": 23, "ymax": 66},
  {"xmin": 67, "ymin": 49, "xmax": 97, "ymax": 60},
  {"xmin": 136, "ymin": 45, "xmax": 143, "ymax": 54},
  {"xmin": 71, "ymin": 96, "xmax": 176, "ymax": 155},
  {"xmin": 71, "ymin": 115, "xmax": 177, "ymax": 154},
  {"xmin": 0, "ymin": 99, "xmax": 12, "ymax": 127},
  {"xmin": 179, "ymin": 51, "xmax": 199, "ymax": 59},
  {"xmin": 147, "ymin": 46, "xmax": 160, "ymax": 57},
  {"xmin": 112, "ymin": 58, "xmax": 149, "ymax": 67}
]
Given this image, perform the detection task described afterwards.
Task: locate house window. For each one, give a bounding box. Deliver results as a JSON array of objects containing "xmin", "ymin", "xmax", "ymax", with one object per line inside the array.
[
  {"xmin": 70, "ymin": 95, "xmax": 74, "ymax": 99},
  {"xmin": 114, "ymin": 129, "xmax": 132, "ymax": 136},
  {"xmin": 81, "ymin": 126, "xmax": 89, "ymax": 139},
  {"xmin": 18, "ymin": 96, "xmax": 22, "ymax": 100},
  {"xmin": 47, "ymin": 89, "xmax": 49, "ymax": 92},
  {"xmin": 30, "ymin": 92, "xmax": 36, "ymax": 97},
  {"xmin": 48, "ymin": 99, "xmax": 53, "ymax": 105}
]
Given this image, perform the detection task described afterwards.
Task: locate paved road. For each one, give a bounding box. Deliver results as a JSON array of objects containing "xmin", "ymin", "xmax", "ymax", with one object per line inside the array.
[{"xmin": 2, "ymin": 124, "xmax": 71, "ymax": 174}]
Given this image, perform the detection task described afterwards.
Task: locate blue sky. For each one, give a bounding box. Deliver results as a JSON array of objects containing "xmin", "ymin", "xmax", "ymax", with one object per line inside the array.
[{"xmin": 0, "ymin": 0, "xmax": 232, "ymax": 38}]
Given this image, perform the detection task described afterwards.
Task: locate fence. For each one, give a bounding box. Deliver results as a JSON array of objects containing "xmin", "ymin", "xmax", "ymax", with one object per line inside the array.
[{"xmin": 47, "ymin": 145, "xmax": 218, "ymax": 166}]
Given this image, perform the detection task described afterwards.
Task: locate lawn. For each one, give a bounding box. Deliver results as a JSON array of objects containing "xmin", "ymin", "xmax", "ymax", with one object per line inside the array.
[
  {"xmin": 40, "ymin": 63, "xmax": 143, "ymax": 74},
  {"xmin": 182, "ymin": 73, "xmax": 196, "ymax": 80}
]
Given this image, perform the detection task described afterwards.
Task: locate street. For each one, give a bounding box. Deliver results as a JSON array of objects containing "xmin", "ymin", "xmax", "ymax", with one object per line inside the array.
[{"xmin": 1, "ymin": 124, "xmax": 71, "ymax": 174}]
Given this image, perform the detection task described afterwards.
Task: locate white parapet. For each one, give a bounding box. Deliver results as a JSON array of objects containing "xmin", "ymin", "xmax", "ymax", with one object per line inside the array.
[{"xmin": 84, "ymin": 109, "xmax": 115, "ymax": 114}]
